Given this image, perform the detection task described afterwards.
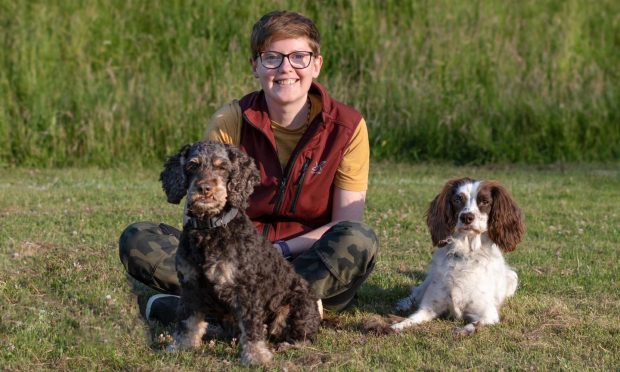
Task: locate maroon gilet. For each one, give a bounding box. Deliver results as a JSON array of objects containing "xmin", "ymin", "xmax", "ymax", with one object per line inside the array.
[{"xmin": 238, "ymin": 82, "xmax": 362, "ymax": 242}]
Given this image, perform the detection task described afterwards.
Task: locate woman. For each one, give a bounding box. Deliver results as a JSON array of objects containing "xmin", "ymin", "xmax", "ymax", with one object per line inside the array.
[{"xmin": 119, "ymin": 10, "xmax": 379, "ymax": 324}]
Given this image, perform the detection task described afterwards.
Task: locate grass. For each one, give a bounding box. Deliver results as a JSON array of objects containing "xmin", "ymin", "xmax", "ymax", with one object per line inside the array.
[
  {"xmin": 1, "ymin": 0, "xmax": 619, "ymax": 166},
  {"xmin": 1, "ymin": 163, "xmax": 619, "ymax": 370}
]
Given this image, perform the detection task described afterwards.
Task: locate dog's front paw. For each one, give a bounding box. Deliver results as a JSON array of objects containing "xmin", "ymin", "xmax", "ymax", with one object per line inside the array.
[
  {"xmin": 394, "ymin": 297, "xmax": 413, "ymax": 312},
  {"xmin": 390, "ymin": 317, "xmax": 417, "ymax": 333},
  {"xmin": 241, "ymin": 340, "xmax": 273, "ymax": 366},
  {"xmin": 390, "ymin": 322, "xmax": 405, "ymax": 333},
  {"xmin": 452, "ymin": 321, "xmax": 480, "ymax": 337}
]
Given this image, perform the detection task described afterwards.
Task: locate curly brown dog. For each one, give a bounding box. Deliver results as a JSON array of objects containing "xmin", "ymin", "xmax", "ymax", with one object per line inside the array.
[{"xmin": 160, "ymin": 141, "xmax": 321, "ymax": 365}]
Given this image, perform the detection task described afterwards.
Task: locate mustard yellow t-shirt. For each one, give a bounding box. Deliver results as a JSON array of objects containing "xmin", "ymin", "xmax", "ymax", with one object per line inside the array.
[{"xmin": 204, "ymin": 95, "xmax": 369, "ymax": 192}]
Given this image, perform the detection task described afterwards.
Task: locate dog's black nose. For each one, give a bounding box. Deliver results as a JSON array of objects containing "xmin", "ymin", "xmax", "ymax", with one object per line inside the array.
[
  {"xmin": 460, "ymin": 212, "xmax": 474, "ymax": 225},
  {"xmin": 197, "ymin": 182, "xmax": 212, "ymax": 193}
]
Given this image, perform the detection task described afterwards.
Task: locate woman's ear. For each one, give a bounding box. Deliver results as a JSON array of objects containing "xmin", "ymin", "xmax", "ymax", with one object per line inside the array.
[
  {"xmin": 312, "ymin": 54, "xmax": 323, "ymax": 78},
  {"xmin": 250, "ymin": 57, "xmax": 259, "ymax": 78}
]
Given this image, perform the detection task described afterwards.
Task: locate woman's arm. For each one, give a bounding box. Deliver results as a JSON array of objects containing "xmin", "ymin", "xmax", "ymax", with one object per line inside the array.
[{"xmin": 274, "ymin": 187, "xmax": 366, "ymax": 256}]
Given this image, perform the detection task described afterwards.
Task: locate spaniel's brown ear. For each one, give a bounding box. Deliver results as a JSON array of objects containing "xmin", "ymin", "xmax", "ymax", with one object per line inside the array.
[
  {"xmin": 486, "ymin": 181, "xmax": 524, "ymax": 252},
  {"xmin": 160, "ymin": 144, "xmax": 192, "ymax": 204},
  {"xmin": 225, "ymin": 144, "xmax": 260, "ymax": 209},
  {"xmin": 426, "ymin": 179, "xmax": 465, "ymax": 246}
]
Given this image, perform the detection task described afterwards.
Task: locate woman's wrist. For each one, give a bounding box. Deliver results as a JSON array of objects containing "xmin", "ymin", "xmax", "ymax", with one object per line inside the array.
[{"xmin": 274, "ymin": 240, "xmax": 292, "ymax": 259}]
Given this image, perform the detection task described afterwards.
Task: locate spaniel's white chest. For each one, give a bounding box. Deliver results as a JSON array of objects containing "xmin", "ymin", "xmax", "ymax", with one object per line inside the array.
[{"xmin": 431, "ymin": 240, "xmax": 506, "ymax": 311}]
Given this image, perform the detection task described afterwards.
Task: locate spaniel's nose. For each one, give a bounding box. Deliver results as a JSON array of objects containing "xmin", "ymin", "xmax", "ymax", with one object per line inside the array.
[{"xmin": 460, "ymin": 212, "xmax": 475, "ymax": 225}]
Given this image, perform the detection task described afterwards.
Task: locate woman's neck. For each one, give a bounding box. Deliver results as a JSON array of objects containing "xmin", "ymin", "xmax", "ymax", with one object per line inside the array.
[{"xmin": 266, "ymin": 95, "xmax": 310, "ymax": 129}]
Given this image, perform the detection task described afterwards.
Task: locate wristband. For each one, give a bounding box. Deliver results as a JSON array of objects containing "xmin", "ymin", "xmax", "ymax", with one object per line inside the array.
[{"xmin": 275, "ymin": 240, "xmax": 292, "ymax": 260}]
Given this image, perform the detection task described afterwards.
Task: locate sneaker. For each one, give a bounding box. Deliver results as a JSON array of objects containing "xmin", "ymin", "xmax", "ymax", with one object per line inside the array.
[{"xmin": 142, "ymin": 294, "xmax": 179, "ymax": 325}]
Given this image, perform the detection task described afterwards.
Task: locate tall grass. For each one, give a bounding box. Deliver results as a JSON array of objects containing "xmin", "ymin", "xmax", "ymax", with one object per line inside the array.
[{"xmin": 1, "ymin": 0, "xmax": 618, "ymax": 167}]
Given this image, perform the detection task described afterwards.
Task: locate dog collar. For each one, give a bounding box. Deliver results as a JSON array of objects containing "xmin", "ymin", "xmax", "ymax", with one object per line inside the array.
[{"xmin": 187, "ymin": 208, "xmax": 239, "ymax": 230}]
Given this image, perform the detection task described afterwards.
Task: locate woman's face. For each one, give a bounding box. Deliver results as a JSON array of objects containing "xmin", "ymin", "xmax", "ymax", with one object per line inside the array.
[{"xmin": 252, "ymin": 37, "xmax": 323, "ymax": 108}]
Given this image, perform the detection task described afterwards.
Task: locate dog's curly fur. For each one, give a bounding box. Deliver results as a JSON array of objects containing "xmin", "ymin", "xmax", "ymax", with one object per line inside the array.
[{"xmin": 160, "ymin": 141, "xmax": 321, "ymax": 365}]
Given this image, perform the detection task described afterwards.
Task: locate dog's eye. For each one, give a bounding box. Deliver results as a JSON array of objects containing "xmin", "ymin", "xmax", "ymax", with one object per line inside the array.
[
  {"xmin": 212, "ymin": 158, "xmax": 224, "ymax": 169},
  {"xmin": 185, "ymin": 159, "xmax": 200, "ymax": 172},
  {"xmin": 479, "ymin": 199, "xmax": 490, "ymax": 206},
  {"xmin": 452, "ymin": 194, "xmax": 463, "ymax": 204},
  {"xmin": 212, "ymin": 158, "xmax": 230, "ymax": 172}
]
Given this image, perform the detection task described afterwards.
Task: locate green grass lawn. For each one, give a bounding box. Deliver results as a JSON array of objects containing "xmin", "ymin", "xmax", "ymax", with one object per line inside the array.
[{"xmin": 1, "ymin": 163, "xmax": 619, "ymax": 370}]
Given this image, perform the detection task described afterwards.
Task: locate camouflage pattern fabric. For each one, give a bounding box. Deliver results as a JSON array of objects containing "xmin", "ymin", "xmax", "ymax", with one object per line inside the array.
[
  {"xmin": 292, "ymin": 221, "xmax": 378, "ymax": 311},
  {"xmin": 119, "ymin": 222, "xmax": 182, "ymax": 294},
  {"xmin": 119, "ymin": 220, "xmax": 378, "ymax": 311}
]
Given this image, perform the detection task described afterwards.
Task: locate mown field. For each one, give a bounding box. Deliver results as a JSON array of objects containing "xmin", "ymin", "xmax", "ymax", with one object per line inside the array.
[
  {"xmin": 1, "ymin": 164, "xmax": 618, "ymax": 370},
  {"xmin": 1, "ymin": 0, "xmax": 619, "ymax": 166}
]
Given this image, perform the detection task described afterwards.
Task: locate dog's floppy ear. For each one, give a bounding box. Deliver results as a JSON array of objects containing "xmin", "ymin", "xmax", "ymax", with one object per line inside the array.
[
  {"xmin": 487, "ymin": 182, "xmax": 524, "ymax": 252},
  {"xmin": 426, "ymin": 188, "xmax": 454, "ymax": 246},
  {"xmin": 160, "ymin": 144, "xmax": 192, "ymax": 204},
  {"xmin": 426, "ymin": 178, "xmax": 469, "ymax": 246},
  {"xmin": 225, "ymin": 145, "xmax": 260, "ymax": 209}
]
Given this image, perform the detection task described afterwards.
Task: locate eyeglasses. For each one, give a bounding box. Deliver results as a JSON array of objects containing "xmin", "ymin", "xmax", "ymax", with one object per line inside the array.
[{"xmin": 257, "ymin": 51, "xmax": 314, "ymax": 69}]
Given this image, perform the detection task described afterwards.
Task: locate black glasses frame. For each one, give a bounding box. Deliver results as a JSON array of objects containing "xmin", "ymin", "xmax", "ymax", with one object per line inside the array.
[{"xmin": 257, "ymin": 51, "xmax": 314, "ymax": 69}]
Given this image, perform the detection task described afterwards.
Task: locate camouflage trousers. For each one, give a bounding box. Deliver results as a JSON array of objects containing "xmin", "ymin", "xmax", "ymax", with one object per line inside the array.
[{"xmin": 119, "ymin": 220, "xmax": 379, "ymax": 311}]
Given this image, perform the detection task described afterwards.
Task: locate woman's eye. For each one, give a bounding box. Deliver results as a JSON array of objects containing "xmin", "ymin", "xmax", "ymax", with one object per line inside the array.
[{"xmin": 264, "ymin": 53, "xmax": 280, "ymax": 61}]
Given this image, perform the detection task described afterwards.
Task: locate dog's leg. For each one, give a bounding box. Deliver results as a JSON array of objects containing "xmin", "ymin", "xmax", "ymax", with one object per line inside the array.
[
  {"xmin": 478, "ymin": 306, "xmax": 500, "ymax": 325},
  {"xmin": 237, "ymin": 309, "xmax": 273, "ymax": 366},
  {"xmin": 167, "ymin": 307, "xmax": 208, "ymax": 352},
  {"xmin": 395, "ymin": 277, "xmax": 431, "ymax": 312},
  {"xmin": 505, "ymin": 269, "xmax": 518, "ymax": 298},
  {"xmin": 280, "ymin": 295, "xmax": 321, "ymax": 344},
  {"xmin": 390, "ymin": 307, "xmax": 438, "ymax": 332}
]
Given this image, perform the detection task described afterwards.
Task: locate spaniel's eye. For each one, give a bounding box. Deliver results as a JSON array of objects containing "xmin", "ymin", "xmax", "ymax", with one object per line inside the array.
[
  {"xmin": 479, "ymin": 199, "xmax": 490, "ymax": 206},
  {"xmin": 452, "ymin": 194, "xmax": 463, "ymax": 204}
]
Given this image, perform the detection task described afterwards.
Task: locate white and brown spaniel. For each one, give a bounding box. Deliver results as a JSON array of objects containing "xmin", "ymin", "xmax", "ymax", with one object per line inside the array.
[{"xmin": 392, "ymin": 178, "xmax": 524, "ymax": 335}]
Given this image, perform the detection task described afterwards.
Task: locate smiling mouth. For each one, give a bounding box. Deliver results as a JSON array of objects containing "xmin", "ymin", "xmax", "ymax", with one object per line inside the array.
[{"xmin": 275, "ymin": 78, "xmax": 298, "ymax": 85}]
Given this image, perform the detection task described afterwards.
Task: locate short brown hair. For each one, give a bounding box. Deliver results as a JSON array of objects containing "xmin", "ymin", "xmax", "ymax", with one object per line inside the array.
[{"xmin": 250, "ymin": 11, "xmax": 321, "ymax": 59}]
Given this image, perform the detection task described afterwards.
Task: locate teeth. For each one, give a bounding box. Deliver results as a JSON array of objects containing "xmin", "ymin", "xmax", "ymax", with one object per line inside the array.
[{"xmin": 276, "ymin": 79, "xmax": 297, "ymax": 85}]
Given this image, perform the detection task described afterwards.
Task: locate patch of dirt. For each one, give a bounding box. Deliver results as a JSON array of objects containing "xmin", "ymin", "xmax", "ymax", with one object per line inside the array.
[{"xmin": 12, "ymin": 241, "xmax": 56, "ymax": 259}]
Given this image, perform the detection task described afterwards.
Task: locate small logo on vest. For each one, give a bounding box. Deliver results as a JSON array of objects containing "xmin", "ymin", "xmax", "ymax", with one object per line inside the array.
[{"xmin": 311, "ymin": 161, "xmax": 327, "ymax": 175}]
